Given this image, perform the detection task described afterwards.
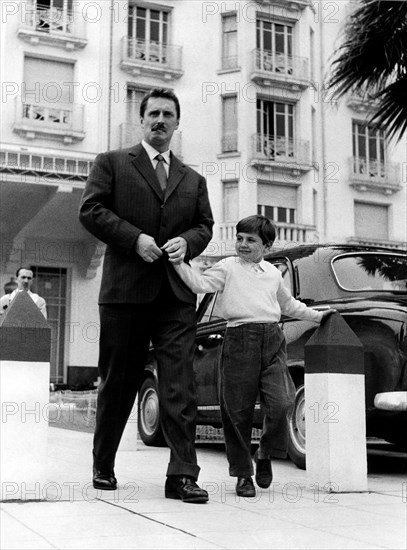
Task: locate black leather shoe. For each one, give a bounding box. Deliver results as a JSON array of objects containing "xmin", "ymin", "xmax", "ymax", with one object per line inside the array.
[
  {"xmin": 165, "ymin": 476, "xmax": 209, "ymax": 503},
  {"xmin": 253, "ymin": 449, "xmax": 273, "ymax": 488},
  {"xmin": 93, "ymin": 468, "xmax": 117, "ymax": 491},
  {"xmin": 236, "ymin": 477, "xmax": 256, "ymax": 497}
]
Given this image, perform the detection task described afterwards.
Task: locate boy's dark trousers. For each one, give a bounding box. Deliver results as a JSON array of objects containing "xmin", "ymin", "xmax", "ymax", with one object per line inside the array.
[{"xmin": 220, "ymin": 323, "xmax": 296, "ymax": 478}]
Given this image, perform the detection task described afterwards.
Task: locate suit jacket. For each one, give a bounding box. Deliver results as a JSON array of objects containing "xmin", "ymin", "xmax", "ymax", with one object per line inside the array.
[{"xmin": 79, "ymin": 144, "xmax": 214, "ymax": 305}]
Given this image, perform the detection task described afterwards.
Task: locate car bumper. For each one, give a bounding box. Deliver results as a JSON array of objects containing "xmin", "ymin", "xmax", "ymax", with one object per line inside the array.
[{"xmin": 374, "ymin": 391, "xmax": 407, "ymax": 412}]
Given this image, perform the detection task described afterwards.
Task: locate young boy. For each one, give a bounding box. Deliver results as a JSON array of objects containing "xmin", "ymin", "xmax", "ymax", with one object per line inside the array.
[{"xmin": 164, "ymin": 215, "xmax": 335, "ymax": 497}]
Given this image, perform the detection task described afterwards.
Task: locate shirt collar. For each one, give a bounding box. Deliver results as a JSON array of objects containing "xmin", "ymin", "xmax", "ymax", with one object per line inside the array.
[
  {"xmin": 142, "ymin": 140, "xmax": 171, "ymax": 165},
  {"xmin": 238, "ymin": 257, "xmax": 267, "ymax": 272}
]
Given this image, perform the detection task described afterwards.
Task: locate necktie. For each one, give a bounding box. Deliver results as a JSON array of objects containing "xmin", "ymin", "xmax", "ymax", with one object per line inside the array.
[{"xmin": 155, "ymin": 154, "xmax": 167, "ymax": 192}]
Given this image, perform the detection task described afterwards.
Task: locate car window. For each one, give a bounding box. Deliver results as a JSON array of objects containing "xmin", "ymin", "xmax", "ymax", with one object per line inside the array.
[
  {"xmin": 199, "ymin": 293, "xmax": 216, "ymax": 323},
  {"xmin": 210, "ymin": 292, "xmax": 225, "ymax": 321},
  {"xmin": 268, "ymin": 260, "xmax": 292, "ymax": 291},
  {"xmin": 332, "ymin": 253, "xmax": 407, "ymax": 292}
]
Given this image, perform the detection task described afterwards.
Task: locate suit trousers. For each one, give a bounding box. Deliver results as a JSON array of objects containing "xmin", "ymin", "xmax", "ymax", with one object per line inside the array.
[
  {"xmin": 93, "ymin": 285, "xmax": 200, "ymax": 480},
  {"xmin": 220, "ymin": 323, "xmax": 296, "ymax": 477}
]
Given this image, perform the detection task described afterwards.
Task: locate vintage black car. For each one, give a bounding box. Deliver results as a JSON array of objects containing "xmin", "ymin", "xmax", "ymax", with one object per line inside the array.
[{"xmin": 137, "ymin": 244, "xmax": 407, "ymax": 469}]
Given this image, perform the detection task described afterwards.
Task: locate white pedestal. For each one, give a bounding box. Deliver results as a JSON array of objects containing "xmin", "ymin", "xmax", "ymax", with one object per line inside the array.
[
  {"xmin": 0, "ymin": 360, "xmax": 50, "ymax": 500},
  {"xmin": 305, "ymin": 372, "xmax": 368, "ymax": 492}
]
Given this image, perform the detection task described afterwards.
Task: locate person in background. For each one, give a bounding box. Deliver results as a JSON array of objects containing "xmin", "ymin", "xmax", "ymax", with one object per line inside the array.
[
  {"xmin": 0, "ymin": 268, "xmax": 47, "ymax": 318},
  {"xmin": 170, "ymin": 215, "xmax": 335, "ymax": 498}
]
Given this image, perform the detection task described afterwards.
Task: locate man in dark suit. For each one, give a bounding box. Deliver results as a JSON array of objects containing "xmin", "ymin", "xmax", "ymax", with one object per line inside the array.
[{"xmin": 79, "ymin": 88, "xmax": 213, "ymax": 503}]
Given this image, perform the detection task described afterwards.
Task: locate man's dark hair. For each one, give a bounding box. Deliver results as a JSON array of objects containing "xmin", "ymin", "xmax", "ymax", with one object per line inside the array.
[
  {"xmin": 236, "ymin": 215, "xmax": 276, "ymax": 246},
  {"xmin": 16, "ymin": 267, "xmax": 33, "ymax": 277},
  {"xmin": 139, "ymin": 88, "xmax": 181, "ymax": 119}
]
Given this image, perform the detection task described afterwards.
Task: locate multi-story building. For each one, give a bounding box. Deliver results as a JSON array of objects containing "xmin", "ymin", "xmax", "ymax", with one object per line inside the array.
[{"xmin": 1, "ymin": 0, "xmax": 405, "ymax": 386}]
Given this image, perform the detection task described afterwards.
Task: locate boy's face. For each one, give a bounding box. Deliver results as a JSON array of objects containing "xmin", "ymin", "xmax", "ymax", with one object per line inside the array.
[{"xmin": 235, "ymin": 232, "xmax": 269, "ymax": 263}]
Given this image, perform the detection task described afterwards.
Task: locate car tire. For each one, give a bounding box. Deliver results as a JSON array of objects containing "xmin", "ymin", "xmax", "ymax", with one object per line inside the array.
[
  {"xmin": 138, "ymin": 378, "xmax": 166, "ymax": 447},
  {"xmin": 288, "ymin": 383, "xmax": 306, "ymax": 470}
]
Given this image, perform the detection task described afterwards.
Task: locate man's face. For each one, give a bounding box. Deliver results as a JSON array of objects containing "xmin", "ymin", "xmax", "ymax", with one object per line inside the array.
[
  {"xmin": 141, "ymin": 97, "xmax": 179, "ymax": 152},
  {"xmin": 17, "ymin": 269, "xmax": 33, "ymax": 291}
]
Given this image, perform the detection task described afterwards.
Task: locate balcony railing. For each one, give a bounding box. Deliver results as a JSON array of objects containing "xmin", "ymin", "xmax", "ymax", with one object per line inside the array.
[
  {"xmin": 349, "ymin": 157, "xmax": 401, "ymax": 194},
  {"xmin": 0, "ymin": 147, "xmax": 92, "ymax": 182},
  {"xmin": 119, "ymin": 123, "xmax": 182, "ymax": 158},
  {"xmin": 251, "ymin": 50, "xmax": 309, "ymax": 88},
  {"xmin": 120, "ymin": 37, "xmax": 183, "ymax": 79},
  {"xmin": 18, "ymin": 1, "xmax": 87, "ymax": 49},
  {"xmin": 14, "ymin": 96, "xmax": 85, "ymax": 143},
  {"xmin": 219, "ymin": 221, "xmax": 316, "ymax": 246},
  {"xmin": 252, "ymin": 134, "xmax": 310, "ymax": 168},
  {"xmin": 346, "ymin": 87, "xmax": 380, "ymax": 113}
]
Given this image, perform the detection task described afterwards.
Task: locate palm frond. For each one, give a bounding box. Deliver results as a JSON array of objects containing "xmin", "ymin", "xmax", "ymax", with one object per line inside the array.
[{"xmin": 327, "ymin": 0, "xmax": 407, "ymax": 139}]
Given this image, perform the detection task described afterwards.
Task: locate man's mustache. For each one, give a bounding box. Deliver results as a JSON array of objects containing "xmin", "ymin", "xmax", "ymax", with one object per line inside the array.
[{"xmin": 152, "ymin": 123, "xmax": 166, "ymax": 131}]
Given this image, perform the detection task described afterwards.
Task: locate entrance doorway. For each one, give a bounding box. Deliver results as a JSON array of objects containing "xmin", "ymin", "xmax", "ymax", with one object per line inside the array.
[{"xmin": 31, "ymin": 266, "xmax": 68, "ymax": 383}]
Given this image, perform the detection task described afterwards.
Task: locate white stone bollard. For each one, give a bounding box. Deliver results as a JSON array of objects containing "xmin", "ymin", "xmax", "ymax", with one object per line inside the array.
[
  {"xmin": 304, "ymin": 312, "xmax": 368, "ymax": 493},
  {"xmin": 0, "ymin": 292, "xmax": 51, "ymax": 501}
]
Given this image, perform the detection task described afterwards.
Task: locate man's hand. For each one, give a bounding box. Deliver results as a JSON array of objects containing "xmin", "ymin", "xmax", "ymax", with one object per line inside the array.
[
  {"xmin": 162, "ymin": 237, "xmax": 188, "ymax": 264},
  {"xmin": 135, "ymin": 233, "xmax": 163, "ymax": 263}
]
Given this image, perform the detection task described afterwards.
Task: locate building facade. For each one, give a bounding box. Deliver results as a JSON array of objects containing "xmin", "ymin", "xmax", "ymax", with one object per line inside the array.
[{"xmin": 1, "ymin": 0, "xmax": 405, "ymax": 386}]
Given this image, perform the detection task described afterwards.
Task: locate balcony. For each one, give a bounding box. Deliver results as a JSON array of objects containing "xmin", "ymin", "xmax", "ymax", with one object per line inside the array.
[
  {"xmin": 251, "ymin": 50, "xmax": 310, "ymax": 90},
  {"xmin": 219, "ymin": 221, "xmax": 316, "ymax": 248},
  {"xmin": 120, "ymin": 37, "xmax": 183, "ymax": 80},
  {"xmin": 119, "ymin": 123, "xmax": 182, "ymax": 159},
  {"xmin": 256, "ymin": 0, "xmax": 310, "ymax": 10},
  {"xmin": 13, "ymin": 97, "xmax": 85, "ymax": 144},
  {"xmin": 0, "ymin": 147, "xmax": 92, "ymax": 184},
  {"xmin": 251, "ymin": 134, "xmax": 311, "ymax": 172},
  {"xmin": 346, "ymin": 88, "xmax": 380, "ymax": 114},
  {"xmin": 17, "ymin": 1, "xmax": 87, "ymax": 50},
  {"xmin": 349, "ymin": 157, "xmax": 402, "ymax": 195}
]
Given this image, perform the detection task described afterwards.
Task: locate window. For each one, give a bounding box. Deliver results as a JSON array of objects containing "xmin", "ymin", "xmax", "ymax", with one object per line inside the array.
[
  {"xmin": 352, "ymin": 121, "xmax": 386, "ymax": 178},
  {"xmin": 256, "ymin": 19, "xmax": 293, "ymax": 74},
  {"xmin": 257, "ymin": 99, "xmax": 294, "ymax": 160},
  {"xmin": 34, "ymin": 0, "xmax": 74, "ymax": 34},
  {"xmin": 223, "ymin": 182, "xmax": 239, "ymax": 222},
  {"xmin": 222, "ymin": 96, "xmax": 238, "ymax": 153},
  {"xmin": 222, "ymin": 13, "xmax": 237, "ymax": 69},
  {"xmin": 258, "ymin": 205, "xmax": 295, "ymax": 223},
  {"xmin": 128, "ymin": 5, "xmax": 169, "ymax": 63},
  {"xmin": 22, "ymin": 56, "xmax": 74, "ymax": 125},
  {"xmin": 126, "ymin": 87, "xmax": 145, "ymax": 126},
  {"xmin": 354, "ymin": 202, "xmax": 389, "ymax": 241},
  {"xmin": 257, "ymin": 183, "xmax": 297, "ymax": 224}
]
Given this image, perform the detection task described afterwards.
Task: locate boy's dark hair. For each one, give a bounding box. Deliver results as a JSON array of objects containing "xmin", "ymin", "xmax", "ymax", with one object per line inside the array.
[
  {"xmin": 236, "ymin": 215, "xmax": 276, "ymax": 246},
  {"xmin": 139, "ymin": 88, "xmax": 181, "ymax": 119}
]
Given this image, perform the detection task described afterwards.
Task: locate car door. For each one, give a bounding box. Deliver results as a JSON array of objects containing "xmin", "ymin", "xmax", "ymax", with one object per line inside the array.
[{"xmin": 194, "ymin": 293, "xmax": 226, "ymax": 416}]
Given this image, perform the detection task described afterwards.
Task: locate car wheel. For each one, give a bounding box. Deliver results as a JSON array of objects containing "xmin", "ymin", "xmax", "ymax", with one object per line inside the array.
[
  {"xmin": 138, "ymin": 378, "xmax": 166, "ymax": 446},
  {"xmin": 288, "ymin": 383, "xmax": 306, "ymax": 470}
]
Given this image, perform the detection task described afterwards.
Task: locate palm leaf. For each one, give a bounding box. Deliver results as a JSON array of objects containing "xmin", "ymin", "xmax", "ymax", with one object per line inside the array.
[{"xmin": 327, "ymin": 0, "xmax": 407, "ymax": 140}]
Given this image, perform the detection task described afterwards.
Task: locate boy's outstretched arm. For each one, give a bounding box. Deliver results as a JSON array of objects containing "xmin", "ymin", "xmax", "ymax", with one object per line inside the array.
[{"xmin": 172, "ymin": 261, "xmax": 227, "ymax": 295}]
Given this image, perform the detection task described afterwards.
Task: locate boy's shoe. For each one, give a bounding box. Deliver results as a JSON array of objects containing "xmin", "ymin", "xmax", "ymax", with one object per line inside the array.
[
  {"xmin": 253, "ymin": 449, "xmax": 273, "ymax": 488},
  {"xmin": 236, "ymin": 477, "xmax": 256, "ymax": 497}
]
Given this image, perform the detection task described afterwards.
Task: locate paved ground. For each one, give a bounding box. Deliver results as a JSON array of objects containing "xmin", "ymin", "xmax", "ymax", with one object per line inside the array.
[{"xmin": 1, "ymin": 426, "xmax": 406, "ymax": 550}]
